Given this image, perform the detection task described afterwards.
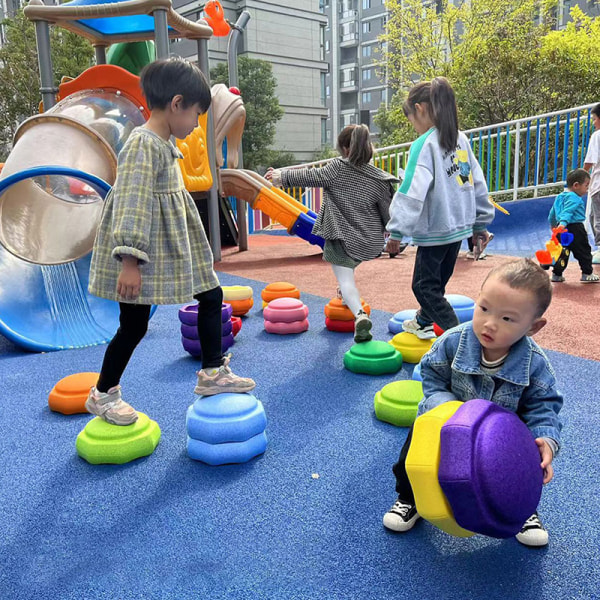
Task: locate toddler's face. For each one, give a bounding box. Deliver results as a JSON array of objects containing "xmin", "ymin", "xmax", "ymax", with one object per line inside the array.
[
  {"xmin": 472, "ymin": 275, "xmax": 545, "ymax": 362},
  {"xmin": 171, "ymin": 101, "xmax": 205, "ymax": 140}
]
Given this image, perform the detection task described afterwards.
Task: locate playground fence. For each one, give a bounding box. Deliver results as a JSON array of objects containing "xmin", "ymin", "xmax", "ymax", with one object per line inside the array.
[{"xmin": 240, "ymin": 103, "xmax": 597, "ymax": 234}]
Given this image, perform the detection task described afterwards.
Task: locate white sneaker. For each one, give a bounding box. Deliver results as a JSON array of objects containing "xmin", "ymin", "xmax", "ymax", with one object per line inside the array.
[
  {"xmin": 515, "ymin": 512, "xmax": 549, "ymax": 547},
  {"xmin": 465, "ymin": 250, "xmax": 475, "ymax": 259},
  {"xmin": 354, "ymin": 310, "xmax": 373, "ymax": 343},
  {"xmin": 402, "ymin": 317, "xmax": 436, "ymax": 339}
]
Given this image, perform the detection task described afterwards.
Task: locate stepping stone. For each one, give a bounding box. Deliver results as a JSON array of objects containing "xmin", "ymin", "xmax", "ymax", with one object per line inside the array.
[
  {"xmin": 48, "ymin": 372, "xmax": 99, "ymax": 415},
  {"xmin": 76, "ymin": 412, "xmax": 161, "ymax": 465},
  {"xmin": 374, "ymin": 380, "xmax": 423, "ymax": 427},
  {"xmin": 343, "ymin": 340, "xmax": 402, "ymax": 375},
  {"xmin": 388, "ymin": 332, "xmax": 434, "ymax": 364}
]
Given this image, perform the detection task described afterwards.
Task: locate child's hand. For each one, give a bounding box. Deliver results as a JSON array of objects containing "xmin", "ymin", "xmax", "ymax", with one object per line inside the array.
[
  {"xmin": 264, "ymin": 167, "xmax": 274, "ymax": 181},
  {"xmin": 117, "ymin": 257, "xmax": 141, "ymax": 300},
  {"xmin": 384, "ymin": 239, "xmax": 402, "ymax": 255},
  {"xmin": 535, "ymin": 438, "xmax": 554, "ymax": 484}
]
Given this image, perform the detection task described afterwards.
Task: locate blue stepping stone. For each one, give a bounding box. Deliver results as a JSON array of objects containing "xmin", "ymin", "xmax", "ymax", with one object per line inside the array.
[
  {"xmin": 388, "ymin": 309, "xmax": 417, "ymax": 334},
  {"xmin": 187, "ymin": 432, "xmax": 268, "ymax": 466},
  {"xmin": 445, "ymin": 294, "xmax": 475, "ymax": 323},
  {"xmin": 186, "ymin": 392, "xmax": 267, "ymax": 444}
]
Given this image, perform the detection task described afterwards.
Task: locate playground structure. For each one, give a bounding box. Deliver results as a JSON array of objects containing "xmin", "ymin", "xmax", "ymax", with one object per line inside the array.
[{"xmin": 0, "ymin": 0, "xmax": 323, "ymax": 352}]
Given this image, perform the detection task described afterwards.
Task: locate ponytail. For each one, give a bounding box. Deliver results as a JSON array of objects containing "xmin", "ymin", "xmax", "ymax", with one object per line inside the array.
[
  {"xmin": 403, "ymin": 76, "xmax": 459, "ymax": 153},
  {"xmin": 337, "ymin": 124, "xmax": 373, "ymax": 167},
  {"xmin": 430, "ymin": 77, "xmax": 458, "ymax": 152}
]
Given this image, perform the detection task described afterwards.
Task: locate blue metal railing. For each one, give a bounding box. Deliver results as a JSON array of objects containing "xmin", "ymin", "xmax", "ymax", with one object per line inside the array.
[{"xmin": 233, "ymin": 103, "xmax": 597, "ymax": 232}]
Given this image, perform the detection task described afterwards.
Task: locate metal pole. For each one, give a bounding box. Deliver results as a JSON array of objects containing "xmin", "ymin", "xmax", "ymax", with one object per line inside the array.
[
  {"xmin": 33, "ymin": 20, "xmax": 57, "ymax": 111},
  {"xmin": 198, "ymin": 38, "xmax": 222, "ymax": 261},
  {"xmin": 227, "ymin": 10, "xmax": 251, "ymax": 251},
  {"xmin": 94, "ymin": 45, "xmax": 107, "ymax": 65},
  {"xmin": 153, "ymin": 9, "xmax": 170, "ymax": 59}
]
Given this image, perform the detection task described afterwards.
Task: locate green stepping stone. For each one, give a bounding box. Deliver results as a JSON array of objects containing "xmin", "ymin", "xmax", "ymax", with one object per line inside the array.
[
  {"xmin": 76, "ymin": 412, "xmax": 161, "ymax": 465},
  {"xmin": 374, "ymin": 380, "xmax": 423, "ymax": 427},
  {"xmin": 343, "ymin": 340, "xmax": 403, "ymax": 375}
]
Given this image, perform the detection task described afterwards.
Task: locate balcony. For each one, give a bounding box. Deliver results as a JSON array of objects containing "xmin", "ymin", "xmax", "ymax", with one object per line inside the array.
[
  {"xmin": 340, "ymin": 79, "xmax": 358, "ymax": 93},
  {"xmin": 340, "ymin": 32, "xmax": 359, "ymax": 47},
  {"xmin": 340, "ymin": 10, "xmax": 358, "ymax": 23}
]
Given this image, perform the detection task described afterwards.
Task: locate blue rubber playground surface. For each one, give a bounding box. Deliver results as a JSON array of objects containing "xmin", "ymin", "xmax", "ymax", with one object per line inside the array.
[{"xmin": 0, "ymin": 267, "xmax": 599, "ymax": 600}]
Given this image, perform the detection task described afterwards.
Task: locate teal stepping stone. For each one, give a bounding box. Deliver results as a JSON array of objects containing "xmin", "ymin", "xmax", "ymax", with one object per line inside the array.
[
  {"xmin": 374, "ymin": 380, "xmax": 423, "ymax": 427},
  {"xmin": 76, "ymin": 412, "xmax": 161, "ymax": 465},
  {"xmin": 343, "ymin": 340, "xmax": 403, "ymax": 375}
]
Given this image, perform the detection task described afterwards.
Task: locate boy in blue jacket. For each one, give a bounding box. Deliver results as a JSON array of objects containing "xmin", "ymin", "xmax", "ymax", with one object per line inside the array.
[
  {"xmin": 548, "ymin": 168, "xmax": 599, "ymax": 283},
  {"xmin": 383, "ymin": 259, "xmax": 563, "ymax": 547}
]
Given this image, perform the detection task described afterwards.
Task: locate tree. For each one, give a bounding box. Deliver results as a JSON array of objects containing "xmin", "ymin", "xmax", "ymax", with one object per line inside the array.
[
  {"xmin": 376, "ymin": 0, "xmax": 600, "ymax": 145},
  {"xmin": 211, "ymin": 56, "xmax": 284, "ymax": 171},
  {"xmin": 0, "ymin": 9, "xmax": 94, "ymax": 160}
]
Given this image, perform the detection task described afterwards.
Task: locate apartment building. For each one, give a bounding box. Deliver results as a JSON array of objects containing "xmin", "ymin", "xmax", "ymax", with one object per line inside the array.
[
  {"xmin": 172, "ymin": 0, "xmax": 329, "ymax": 163},
  {"xmin": 320, "ymin": 0, "xmax": 390, "ymax": 145}
]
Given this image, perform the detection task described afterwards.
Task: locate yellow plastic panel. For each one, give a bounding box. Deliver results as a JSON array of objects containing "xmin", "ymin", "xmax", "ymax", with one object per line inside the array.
[
  {"xmin": 177, "ymin": 113, "xmax": 213, "ymax": 192},
  {"xmin": 406, "ymin": 401, "xmax": 474, "ymax": 537}
]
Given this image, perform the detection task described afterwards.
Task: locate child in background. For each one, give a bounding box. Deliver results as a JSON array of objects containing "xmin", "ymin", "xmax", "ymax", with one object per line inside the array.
[
  {"xmin": 386, "ymin": 77, "xmax": 494, "ymax": 339},
  {"xmin": 548, "ymin": 168, "xmax": 599, "ymax": 283},
  {"xmin": 383, "ymin": 258, "xmax": 563, "ymax": 547},
  {"xmin": 86, "ymin": 58, "xmax": 255, "ymax": 426},
  {"xmin": 265, "ymin": 124, "xmax": 399, "ymax": 343},
  {"xmin": 583, "ymin": 103, "xmax": 600, "ymax": 263}
]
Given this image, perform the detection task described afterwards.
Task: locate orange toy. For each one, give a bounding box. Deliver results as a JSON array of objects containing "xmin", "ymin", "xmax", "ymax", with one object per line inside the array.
[
  {"xmin": 229, "ymin": 297, "xmax": 254, "ymax": 316},
  {"xmin": 204, "ymin": 1, "xmax": 231, "ymax": 37},
  {"xmin": 324, "ymin": 298, "xmax": 371, "ymax": 322},
  {"xmin": 48, "ymin": 372, "xmax": 99, "ymax": 414},
  {"xmin": 261, "ymin": 282, "xmax": 300, "ymax": 308}
]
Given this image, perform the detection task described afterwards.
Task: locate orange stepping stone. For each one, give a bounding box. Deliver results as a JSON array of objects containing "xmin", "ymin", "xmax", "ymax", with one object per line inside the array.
[
  {"xmin": 229, "ymin": 297, "xmax": 254, "ymax": 316},
  {"xmin": 324, "ymin": 297, "xmax": 370, "ymax": 321},
  {"xmin": 261, "ymin": 282, "xmax": 300, "ymax": 308},
  {"xmin": 48, "ymin": 372, "xmax": 99, "ymax": 415}
]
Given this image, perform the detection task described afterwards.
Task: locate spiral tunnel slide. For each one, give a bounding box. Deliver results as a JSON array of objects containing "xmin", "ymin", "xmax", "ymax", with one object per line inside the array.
[{"xmin": 0, "ymin": 65, "xmax": 151, "ymax": 351}]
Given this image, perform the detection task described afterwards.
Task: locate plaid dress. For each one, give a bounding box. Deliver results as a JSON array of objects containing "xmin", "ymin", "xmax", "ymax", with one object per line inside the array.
[{"xmin": 89, "ymin": 127, "xmax": 219, "ymax": 305}]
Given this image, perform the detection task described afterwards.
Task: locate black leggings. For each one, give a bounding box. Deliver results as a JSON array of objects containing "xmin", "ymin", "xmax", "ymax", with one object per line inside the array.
[
  {"xmin": 391, "ymin": 427, "xmax": 415, "ymax": 504},
  {"xmin": 97, "ymin": 286, "xmax": 224, "ymax": 392}
]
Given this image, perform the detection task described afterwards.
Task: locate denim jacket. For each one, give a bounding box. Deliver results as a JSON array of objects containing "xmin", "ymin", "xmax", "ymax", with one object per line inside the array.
[{"xmin": 418, "ymin": 322, "xmax": 563, "ymax": 447}]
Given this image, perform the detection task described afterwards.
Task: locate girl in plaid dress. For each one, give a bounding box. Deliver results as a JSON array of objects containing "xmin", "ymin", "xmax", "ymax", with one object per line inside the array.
[
  {"xmin": 266, "ymin": 125, "xmax": 398, "ymax": 343},
  {"xmin": 86, "ymin": 58, "xmax": 255, "ymax": 426}
]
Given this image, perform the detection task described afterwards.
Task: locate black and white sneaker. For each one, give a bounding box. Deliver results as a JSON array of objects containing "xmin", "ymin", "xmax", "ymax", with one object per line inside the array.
[
  {"xmin": 515, "ymin": 512, "xmax": 548, "ymax": 547},
  {"xmin": 383, "ymin": 496, "xmax": 421, "ymax": 532}
]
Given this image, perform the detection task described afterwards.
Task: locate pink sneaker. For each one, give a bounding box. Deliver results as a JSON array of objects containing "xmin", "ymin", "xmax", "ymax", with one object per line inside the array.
[
  {"xmin": 84, "ymin": 386, "xmax": 138, "ymax": 426},
  {"xmin": 194, "ymin": 355, "xmax": 256, "ymax": 396}
]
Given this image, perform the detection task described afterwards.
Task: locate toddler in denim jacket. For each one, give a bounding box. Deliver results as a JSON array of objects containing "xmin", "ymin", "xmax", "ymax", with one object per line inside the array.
[{"xmin": 383, "ymin": 258, "xmax": 563, "ymax": 547}]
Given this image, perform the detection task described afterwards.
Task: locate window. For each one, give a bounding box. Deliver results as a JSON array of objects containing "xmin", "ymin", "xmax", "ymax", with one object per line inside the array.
[
  {"xmin": 381, "ymin": 88, "xmax": 388, "ymax": 103},
  {"xmin": 362, "ymin": 68, "xmax": 373, "ymax": 81},
  {"xmin": 362, "ymin": 45, "xmax": 372, "ymax": 58},
  {"xmin": 362, "ymin": 92, "xmax": 372, "ymax": 103},
  {"xmin": 326, "ymin": 85, "xmax": 331, "ymax": 98},
  {"xmin": 362, "ymin": 21, "xmax": 371, "ymax": 33},
  {"xmin": 320, "ymin": 28, "xmax": 325, "ymax": 60},
  {"xmin": 362, "ymin": 0, "xmax": 371, "ymax": 8},
  {"xmin": 381, "ymin": 15, "xmax": 388, "ymax": 28},
  {"xmin": 326, "ymin": 40, "xmax": 330, "ymax": 53},
  {"xmin": 320, "ymin": 73, "xmax": 327, "ymax": 106},
  {"xmin": 321, "ymin": 119, "xmax": 328, "ymax": 145},
  {"xmin": 360, "ymin": 110, "xmax": 370, "ymax": 126}
]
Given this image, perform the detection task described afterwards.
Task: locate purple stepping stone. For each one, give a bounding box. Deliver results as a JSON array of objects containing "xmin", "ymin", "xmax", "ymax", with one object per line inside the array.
[
  {"xmin": 439, "ymin": 399, "xmax": 543, "ymax": 538},
  {"xmin": 178, "ymin": 303, "xmax": 233, "ymax": 326},
  {"xmin": 182, "ymin": 332, "xmax": 235, "ymax": 357},
  {"xmin": 180, "ymin": 319, "xmax": 233, "ymax": 340}
]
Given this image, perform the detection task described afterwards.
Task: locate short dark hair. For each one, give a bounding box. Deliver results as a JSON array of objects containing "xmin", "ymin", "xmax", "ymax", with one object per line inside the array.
[
  {"xmin": 591, "ymin": 103, "xmax": 600, "ymax": 118},
  {"xmin": 140, "ymin": 58, "xmax": 212, "ymax": 112},
  {"xmin": 484, "ymin": 258, "xmax": 552, "ymax": 318},
  {"xmin": 566, "ymin": 168, "xmax": 590, "ymax": 188}
]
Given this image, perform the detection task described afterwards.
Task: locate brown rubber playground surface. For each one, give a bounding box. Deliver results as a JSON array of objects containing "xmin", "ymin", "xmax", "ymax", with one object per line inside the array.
[{"xmin": 216, "ymin": 232, "xmax": 600, "ymax": 362}]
